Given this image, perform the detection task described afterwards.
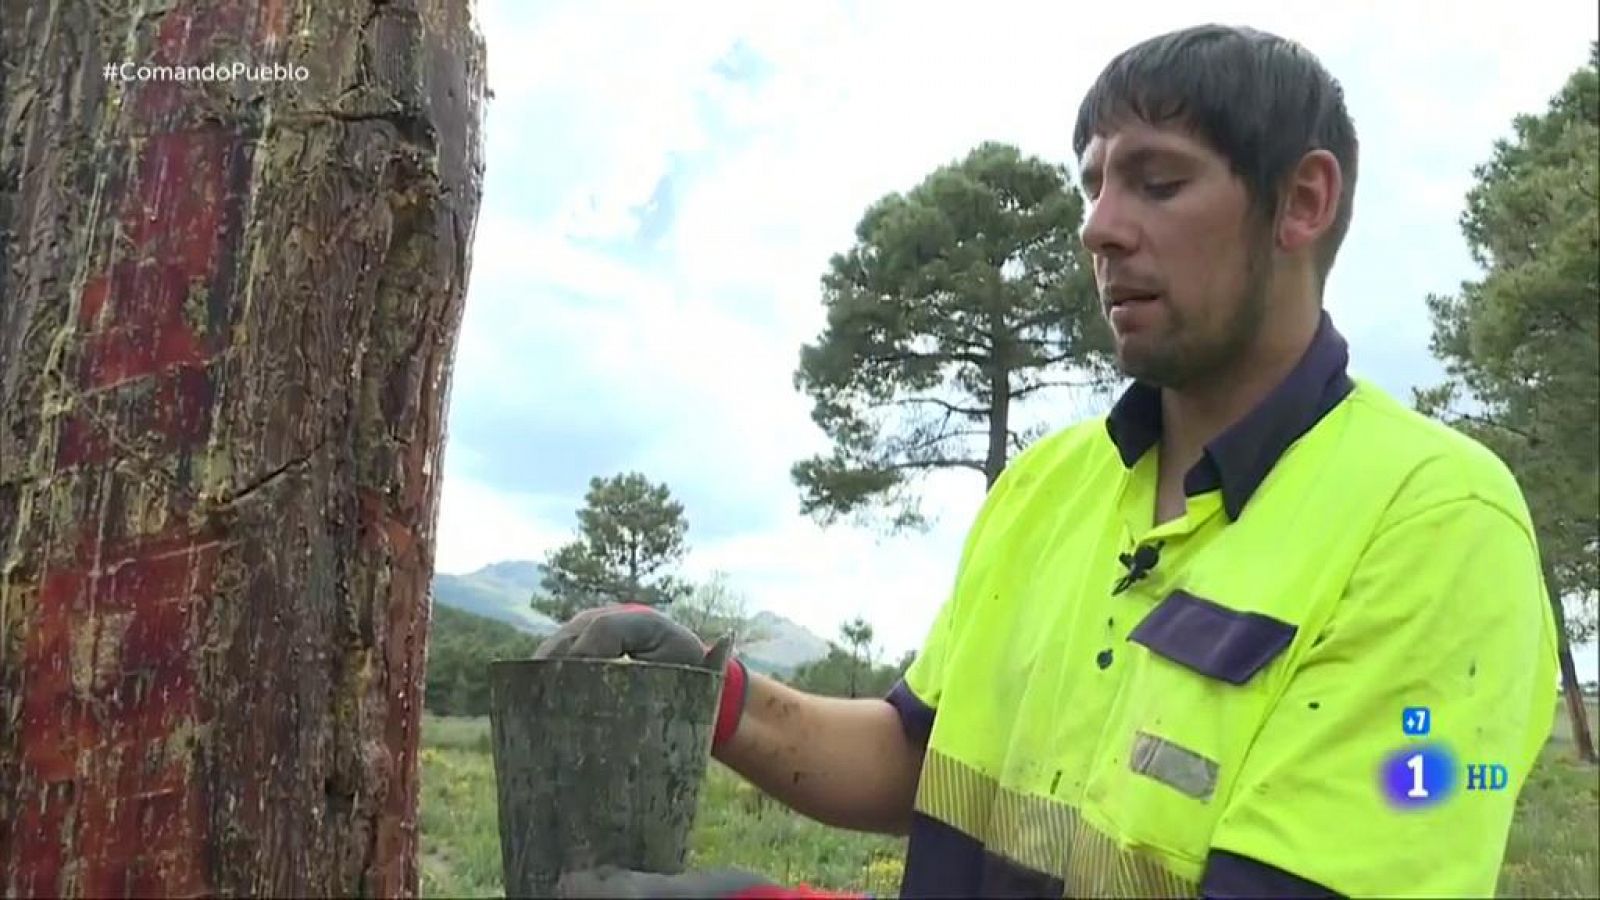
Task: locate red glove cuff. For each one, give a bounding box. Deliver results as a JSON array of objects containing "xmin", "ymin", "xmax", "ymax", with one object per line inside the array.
[
  {"xmin": 713, "ymin": 655, "xmax": 748, "ymax": 749},
  {"xmin": 730, "ymin": 885, "xmax": 868, "ymax": 899}
]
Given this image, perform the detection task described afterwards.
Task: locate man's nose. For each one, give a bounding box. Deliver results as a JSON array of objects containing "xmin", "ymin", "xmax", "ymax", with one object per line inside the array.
[{"xmin": 1080, "ymin": 188, "xmax": 1137, "ymax": 260}]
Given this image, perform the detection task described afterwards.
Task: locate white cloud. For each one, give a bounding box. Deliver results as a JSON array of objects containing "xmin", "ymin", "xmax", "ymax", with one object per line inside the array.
[
  {"xmin": 433, "ymin": 469, "xmax": 573, "ymax": 575},
  {"xmin": 442, "ymin": 0, "xmax": 1599, "ymax": 676},
  {"xmin": 681, "ymin": 468, "xmax": 987, "ymax": 656}
]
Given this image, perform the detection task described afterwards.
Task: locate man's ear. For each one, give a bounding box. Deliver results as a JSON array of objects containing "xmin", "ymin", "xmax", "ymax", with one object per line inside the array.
[{"xmin": 1276, "ymin": 149, "xmax": 1341, "ymax": 255}]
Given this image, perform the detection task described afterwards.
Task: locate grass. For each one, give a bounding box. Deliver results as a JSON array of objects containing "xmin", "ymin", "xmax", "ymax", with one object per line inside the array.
[
  {"xmin": 420, "ymin": 704, "xmax": 1600, "ymax": 898},
  {"xmin": 689, "ymin": 761, "xmax": 904, "ymax": 896},
  {"xmin": 1498, "ymin": 702, "xmax": 1599, "ymax": 899},
  {"xmin": 417, "ymin": 723, "xmax": 502, "ymax": 898}
]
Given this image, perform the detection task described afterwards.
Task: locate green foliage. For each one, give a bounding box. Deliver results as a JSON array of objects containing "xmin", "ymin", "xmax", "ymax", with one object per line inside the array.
[
  {"xmin": 1415, "ymin": 44, "xmax": 1599, "ymax": 645},
  {"xmin": 789, "ymin": 645, "xmax": 913, "ymax": 699},
  {"xmin": 535, "ymin": 472, "xmax": 691, "ymax": 621},
  {"xmin": 839, "ymin": 617, "xmax": 876, "ymax": 697},
  {"xmin": 794, "ymin": 142, "xmax": 1114, "ymax": 531},
  {"xmin": 840, "ymin": 617, "xmax": 874, "ymax": 655},
  {"xmin": 424, "ymin": 605, "xmax": 544, "ymax": 718},
  {"xmin": 668, "ymin": 571, "xmax": 764, "ymax": 644}
]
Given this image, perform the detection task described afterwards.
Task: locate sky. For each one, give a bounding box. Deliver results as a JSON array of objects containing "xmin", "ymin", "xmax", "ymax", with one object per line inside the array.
[{"xmin": 433, "ymin": 0, "xmax": 1599, "ymax": 682}]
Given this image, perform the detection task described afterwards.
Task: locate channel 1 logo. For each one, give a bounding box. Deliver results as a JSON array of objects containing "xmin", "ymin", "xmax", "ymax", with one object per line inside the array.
[
  {"xmin": 1380, "ymin": 743, "xmax": 1458, "ymax": 808},
  {"xmin": 1381, "ymin": 705, "xmax": 1506, "ymax": 809}
]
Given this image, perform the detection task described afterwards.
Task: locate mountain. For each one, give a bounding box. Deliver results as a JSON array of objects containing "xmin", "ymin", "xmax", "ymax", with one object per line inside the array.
[
  {"xmin": 427, "ymin": 560, "xmax": 832, "ymax": 676},
  {"xmin": 739, "ymin": 611, "xmax": 833, "ymax": 676},
  {"xmin": 431, "ymin": 561, "xmax": 558, "ymax": 636}
]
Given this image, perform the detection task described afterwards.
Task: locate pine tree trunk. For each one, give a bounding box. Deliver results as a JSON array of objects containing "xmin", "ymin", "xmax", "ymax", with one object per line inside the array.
[
  {"xmin": 0, "ymin": 1, "xmax": 485, "ymax": 896},
  {"xmin": 1547, "ymin": 577, "xmax": 1598, "ymax": 763},
  {"xmin": 985, "ymin": 316, "xmax": 1010, "ymax": 491}
]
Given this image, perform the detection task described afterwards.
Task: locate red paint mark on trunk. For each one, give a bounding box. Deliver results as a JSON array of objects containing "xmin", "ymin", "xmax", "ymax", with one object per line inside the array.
[
  {"xmin": 19, "ymin": 644, "xmax": 76, "ymax": 783},
  {"xmin": 101, "ymin": 541, "xmax": 219, "ymax": 611},
  {"xmin": 55, "ymin": 410, "xmax": 110, "ymax": 470},
  {"xmin": 57, "ymin": 43, "xmax": 245, "ymax": 523},
  {"xmin": 76, "ymin": 125, "xmax": 241, "ymax": 390},
  {"xmin": 16, "ymin": 4, "xmax": 300, "ymax": 895},
  {"xmin": 80, "ymin": 275, "xmax": 110, "ymax": 329},
  {"xmin": 257, "ymin": 0, "xmax": 289, "ymax": 49},
  {"xmin": 17, "ymin": 527, "xmax": 220, "ymax": 895},
  {"xmin": 14, "ymin": 570, "xmax": 87, "ymax": 894},
  {"xmin": 126, "ymin": 803, "xmax": 209, "ymax": 898},
  {"xmin": 56, "ymin": 364, "xmax": 216, "ymax": 470},
  {"xmin": 123, "ymin": 132, "xmax": 232, "ymax": 278},
  {"xmin": 370, "ymin": 499, "xmax": 427, "ymax": 897},
  {"xmin": 136, "ymin": 6, "xmax": 251, "ymax": 125},
  {"xmin": 12, "ymin": 781, "xmax": 73, "ymax": 898},
  {"xmin": 150, "ymin": 364, "xmax": 217, "ymax": 451}
]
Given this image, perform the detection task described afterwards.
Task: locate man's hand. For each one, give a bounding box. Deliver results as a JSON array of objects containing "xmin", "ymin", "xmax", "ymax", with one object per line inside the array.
[
  {"xmin": 533, "ymin": 604, "xmax": 732, "ymax": 670},
  {"xmin": 533, "ymin": 604, "xmax": 743, "ymax": 746},
  {"xmin": 555, "ymin": 865, "xmax": 866, "ymax": 899}
]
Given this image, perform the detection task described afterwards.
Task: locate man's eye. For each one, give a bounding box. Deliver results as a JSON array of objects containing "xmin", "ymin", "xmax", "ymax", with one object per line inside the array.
[{"xmin": 1144, "ymin": 180, "xmax": 1185, "ymax": 199}]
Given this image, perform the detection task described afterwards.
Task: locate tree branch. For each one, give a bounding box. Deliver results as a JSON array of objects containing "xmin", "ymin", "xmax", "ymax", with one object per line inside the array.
[
  {"xmin": 1034, "ymin": 347, "xmax": 1093, "ymax": 366},
  {"xmin": 881, "ymin": 458, "xmax": 987, "ymax": 474},
  {"xmin": 890, "ymin": 427, "xmax": 992, "ymax": 461},
  {"xmin": 888, "ymin": 396, "xmax": 991, "ymax": 417},
  {"xmin": 1009, "ymin": 377, "xmax": 1107, "ymax": 400},
  {"xmin": 927, "ymin": 331, "xmax": 993, "ymax": 354},
  {"xmin": 870, "ymin": 349, "xmax": 990, "ymax": 367},
  {"xmin": 1015, "ymin": 302, "xmax": 1079, "ymax": 333},
  {"xmin": 1453, "ymin": 411, "xmax": 1543, "ymax": 446}
]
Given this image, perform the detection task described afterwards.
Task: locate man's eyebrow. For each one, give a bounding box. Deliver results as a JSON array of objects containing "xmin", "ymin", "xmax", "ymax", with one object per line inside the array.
[{"xmin": 1080, "ymin": 145, "xmax": 1191, "ymax": 189}]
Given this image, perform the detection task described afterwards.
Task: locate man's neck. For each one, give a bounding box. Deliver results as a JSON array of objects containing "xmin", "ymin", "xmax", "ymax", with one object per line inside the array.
[{"xmin": 1159, "ymin": 308, "xmax": 1322, "ymax": 478}]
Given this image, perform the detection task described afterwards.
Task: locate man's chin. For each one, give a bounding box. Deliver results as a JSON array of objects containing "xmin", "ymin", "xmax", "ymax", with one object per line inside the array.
[{"xmin": 1116, "ymin": 346, "xmax": 1187, "ymax": 388}]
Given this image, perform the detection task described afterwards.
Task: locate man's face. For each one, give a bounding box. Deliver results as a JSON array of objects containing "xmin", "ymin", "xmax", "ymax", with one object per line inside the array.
[{"xmin": 1078, "ymin": 120, "xmax": 1274, "ymax": 389}]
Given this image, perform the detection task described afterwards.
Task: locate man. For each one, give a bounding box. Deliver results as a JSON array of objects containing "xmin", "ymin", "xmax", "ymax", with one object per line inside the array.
[{"xmin": 545, "ymin": 24, "xmax": 1559, "ymax": 899}]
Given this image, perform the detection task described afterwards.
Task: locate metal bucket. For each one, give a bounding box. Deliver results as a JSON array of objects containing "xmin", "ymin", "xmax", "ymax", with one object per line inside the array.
[{"xmin": 487, "ymin": 657, "xmax": 723, "ymax": 897}]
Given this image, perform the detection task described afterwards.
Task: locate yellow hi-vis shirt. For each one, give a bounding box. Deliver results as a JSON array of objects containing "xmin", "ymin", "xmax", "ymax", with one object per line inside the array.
[{"xmin": 887, "ymin": 313, "xmax": 1560, "ymax": 899}]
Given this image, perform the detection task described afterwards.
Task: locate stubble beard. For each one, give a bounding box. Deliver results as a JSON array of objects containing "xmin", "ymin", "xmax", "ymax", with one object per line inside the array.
[{"xmin": 1115, "ymin": 236, "xmax": 1274, "ymax": 390}]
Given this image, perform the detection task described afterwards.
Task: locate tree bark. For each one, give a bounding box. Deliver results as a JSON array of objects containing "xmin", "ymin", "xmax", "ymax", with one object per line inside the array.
[
  {"xmin": 0, "ymin": 1, "xmax": 485, "ymax": 896},
  {"xmin": 488, "ymin": 659, "xmax": 722, "ymax": 898},
  {"xmin": 985, "ymin": 314, "xmax": 1010, "ymax": 491},
  {"xmin": 1547, "ymin": 575, "xmax": 1598, "ymax": 763}
]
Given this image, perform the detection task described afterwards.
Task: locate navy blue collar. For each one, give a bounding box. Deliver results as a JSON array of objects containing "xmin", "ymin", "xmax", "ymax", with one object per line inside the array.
[{"xmin": 1104, "ymin": 311, "xmax": 1355, "ymax": 520}]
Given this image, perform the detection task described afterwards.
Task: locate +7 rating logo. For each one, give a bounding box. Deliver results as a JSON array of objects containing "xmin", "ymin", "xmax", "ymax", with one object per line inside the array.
[{"xmin": 1402, "ymin": 706, "xmax": 1430, "ymax": 736}]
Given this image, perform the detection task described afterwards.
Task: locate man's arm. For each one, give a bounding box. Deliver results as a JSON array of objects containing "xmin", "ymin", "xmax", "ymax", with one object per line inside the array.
[{"xmin": 714, "ymin": 672, "xmax": 925, "ymax": 835}]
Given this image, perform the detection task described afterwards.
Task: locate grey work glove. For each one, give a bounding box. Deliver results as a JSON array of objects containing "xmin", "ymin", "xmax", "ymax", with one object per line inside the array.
[
  {"xmin": 555, "ymin": 865, "xmax": 776, "ymax": 899},
  {"xmin": 532, "ymin": 604, "xmax": 733, "ymax": 671}
]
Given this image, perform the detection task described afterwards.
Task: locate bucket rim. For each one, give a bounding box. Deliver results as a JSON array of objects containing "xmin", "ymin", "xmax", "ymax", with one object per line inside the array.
[{"xmin": 487, "ymin": 656, "xmax": 721, "ymax": 676}]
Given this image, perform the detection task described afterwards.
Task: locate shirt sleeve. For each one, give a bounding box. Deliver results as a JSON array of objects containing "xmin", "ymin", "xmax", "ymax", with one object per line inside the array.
[
  {"xmin": 1204, "ymin": 495, "xmax": 1560, "ymax": 898},
  {"xmin": 886, "ymin": 590, "xmax": 955, "ymax": 744}
]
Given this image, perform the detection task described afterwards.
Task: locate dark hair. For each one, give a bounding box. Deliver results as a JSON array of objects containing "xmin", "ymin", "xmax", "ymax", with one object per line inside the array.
[{"xmin": 1072, "ymin": 25, "xmax": 1359, "ymax": 288}]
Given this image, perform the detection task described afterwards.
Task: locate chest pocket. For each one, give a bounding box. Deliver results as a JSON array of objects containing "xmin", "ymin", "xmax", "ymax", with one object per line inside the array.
[{"xmin": 1083, "ymin": 589, "xmax": 1298, "ymax": 867}]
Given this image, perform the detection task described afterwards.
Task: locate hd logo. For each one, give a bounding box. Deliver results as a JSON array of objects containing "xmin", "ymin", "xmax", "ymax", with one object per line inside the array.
[
  {"xmin": 1465, "ymin": 763, "xmax": 1509, "ymax": 792},
  {"xmin": 1379, "ymin": 707, "xmax": 1507, "ymax": 808}
]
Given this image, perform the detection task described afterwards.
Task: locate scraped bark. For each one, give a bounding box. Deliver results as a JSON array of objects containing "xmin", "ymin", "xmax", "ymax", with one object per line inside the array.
[
  {"xmin": 0, "ymin": 1, "xmax": 485, "ymax": 896},
  {"xmin": 489, "ymin": 659, "xmax": 723, "ymax": 898}
]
